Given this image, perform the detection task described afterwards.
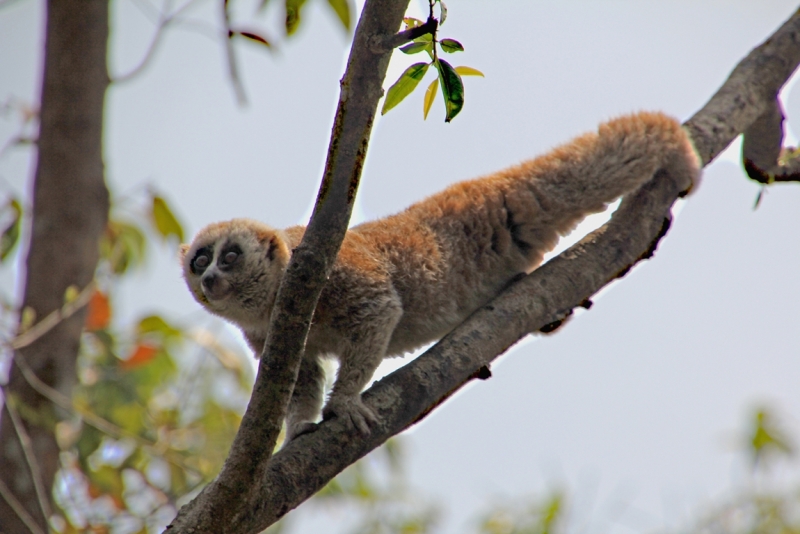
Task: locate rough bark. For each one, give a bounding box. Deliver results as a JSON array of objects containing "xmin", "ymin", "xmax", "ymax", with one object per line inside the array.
[
  {"xmin": 174, "ymin": 7, "xmax": 800, "ymax": 534},
  {"xmin": 0, "ymin": 0, "xmax": 110, "ymax": 531},
  {"xmin": 166, "ymin": 1, "xmax": 414, "ymax": 532}
]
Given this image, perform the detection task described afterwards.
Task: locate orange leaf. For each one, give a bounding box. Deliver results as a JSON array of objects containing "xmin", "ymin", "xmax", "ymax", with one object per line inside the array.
[
  {"xmin": 85, "ymin": 290, "xmax": 111, "ymax": 331},
  {"xmin": 122, "ymin": 343, "xmax": 158, "ymax": 370}
]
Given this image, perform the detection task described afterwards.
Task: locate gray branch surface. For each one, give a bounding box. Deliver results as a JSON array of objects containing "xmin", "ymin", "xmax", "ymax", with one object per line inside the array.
[
  {"xmin": 170, "ymin": 6, "xmax": 800, "ymax": 534},
  {"xmin": 0, "ymin": 0, "xmax": 110, "ymax": 531}
]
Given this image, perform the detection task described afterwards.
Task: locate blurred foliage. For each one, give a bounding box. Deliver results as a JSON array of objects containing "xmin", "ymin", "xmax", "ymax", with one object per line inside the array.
[
  {"xmin": 677, "ymin": 407, "xmax": 799, "ymax": 534},
  {"xmin": 307, "ymin": 438, "xmax": 440, "ymax": 534},
  {"xmin": 48, "ymin": 191, "xmax": 256, "ymax": 533},
  {"xmin": 477, "ymin": 492, "xmax": 564, "ymax": 534},
  {"xmin": 258, "ymin": 0, "xmax": 352, "ymax": 35}
]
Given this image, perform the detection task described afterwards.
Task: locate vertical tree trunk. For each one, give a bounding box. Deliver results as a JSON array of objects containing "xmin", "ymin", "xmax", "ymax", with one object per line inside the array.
[{"xmin": 0, "ymin": 0, "xmax": 109, "ymax": 531}]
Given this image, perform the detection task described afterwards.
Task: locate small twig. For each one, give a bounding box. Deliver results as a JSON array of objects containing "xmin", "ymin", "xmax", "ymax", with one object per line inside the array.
[
  {"xmin": 129, "ymin": 0, "xmax": 162, "ymax": 24},
  {"xmin": 112, "ymin": 0, "xmax": 207, "ymax": 83},
  {"xmin": 221, "ymin": 0, "xmax": 248, "ymax": 106},
  {"xmin": 0, "ymin": 477, "xmax": 44, "ymax": 534},
  {"xmin": 187, "ymin": 328, "xmax": 242, "ymax": 370},
  {"xmin": 9, "ymin": 281, "xmax": 95, "ymax": 351},
  {"xmin": 381, "ymin": 17, "xmax": 437, "ymax": 51},
  {"xmin": 2, "ymin": 393, "xmax": 52, "ymax": 526}
]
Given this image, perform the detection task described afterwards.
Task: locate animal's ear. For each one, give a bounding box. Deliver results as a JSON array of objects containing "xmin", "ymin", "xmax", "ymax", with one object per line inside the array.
[
  {"xmin": 179, "ymin": 243, "xmax": 190, "ymax": 262},
  {"xmin": 267, "ymin": 236, "xmax": 278, "ymax": 261},
  {"xmin": 255, "ymin": 228, "xmax": 274, "ymax": 246}
]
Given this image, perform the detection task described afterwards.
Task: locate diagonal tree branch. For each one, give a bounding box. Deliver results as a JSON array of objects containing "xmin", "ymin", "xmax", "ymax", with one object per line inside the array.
[{"xmin": 201, "ymin": 7, "xmax": 800, "ymax": 532}]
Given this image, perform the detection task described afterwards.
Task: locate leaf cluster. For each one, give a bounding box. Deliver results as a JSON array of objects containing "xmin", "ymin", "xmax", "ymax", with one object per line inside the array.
[{"xmin": 382, "ymin": 6, "xmax": 484, "ymax": 122}]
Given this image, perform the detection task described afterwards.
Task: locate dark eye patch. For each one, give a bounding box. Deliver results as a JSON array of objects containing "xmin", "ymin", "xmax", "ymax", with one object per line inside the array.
[
  {"xmin": 219, "ymin": 244, "xmax": 242, "ymax": 269},
  {"xmin": 191, "ymin": 247, "xmax": 213, "ymax": 274}
]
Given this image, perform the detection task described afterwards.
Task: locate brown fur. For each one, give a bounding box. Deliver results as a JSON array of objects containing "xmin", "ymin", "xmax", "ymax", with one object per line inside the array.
[{"xmin": 181, "ymin": 112, "xmax": 701, "ymax": 441}]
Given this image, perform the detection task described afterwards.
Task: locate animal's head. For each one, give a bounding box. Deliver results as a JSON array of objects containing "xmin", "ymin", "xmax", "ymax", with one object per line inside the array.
[{"xmin": 180, "ymin": 218, "xmax": 291, "ymax": 330}]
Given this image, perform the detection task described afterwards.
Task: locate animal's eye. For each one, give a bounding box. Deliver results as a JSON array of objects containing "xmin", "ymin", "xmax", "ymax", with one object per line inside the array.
[
  {"xmin": 193, "ymin": 254, "xmax": 210, "ymax": 270},
  {"xmin": 224, "ymin": 251, "xmax": 239, "ymax": 264}
]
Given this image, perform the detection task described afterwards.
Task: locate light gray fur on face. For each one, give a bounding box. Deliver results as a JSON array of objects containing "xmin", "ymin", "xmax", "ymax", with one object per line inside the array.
[{"xmin": 181, "ymin": 219, "xmax": 290, "ymax": 338}]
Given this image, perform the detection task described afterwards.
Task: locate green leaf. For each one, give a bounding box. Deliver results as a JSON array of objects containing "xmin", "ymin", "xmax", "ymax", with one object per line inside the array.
[
  {"xmin": 440, "ymin": 38, "xmax": 463, "ymax": 53},
  {"xmin": 403, "ymin": 17, "xmax": 424, "ymax": 29},
  {"xmin": 381, "ymin": 62, "xmax": 430, "ymax": 115},
  {"xmin": 19, "ymin": 307, "xmax": 35, "ymax": 333},
  {"xmin": 138, "ymin": 315, "xmax": 183, "ymax": 341},
  {"xmin": 63, "ymin": 285, "xmax": 80, "ymax": 304},
  {"xmin": 103, "ymin": 220, "xmax": 146, "ymax": 274},
  {"xmin": 234, "ymin": 30, "xmax": 272, "ymax": 48},
  {"xmin": 439, "ymin": 0, "xmax": 448, "ymax": 25},
  {"xmin": 455, "ymin": 65, "xmax": 484, "ymax": 77},
  {"xmin": 285, "ymin": 0, "xmax": 308, "ymax": 36},
  {"xmin": 325, "ymin": 0, "xmax": 351, "ymax": 31},
  {"xmin": 423, "ymin": 78, "xmax": 438, "ymax": 120},
  {"xmin": 151, "ymin": 194, "xmax": 184, "ymax": 242},
  {"xmin": 750, "ymin": 409, "xmax": 792, "ymax": 461},
  {"xmin": 0, "ymin": 199, "xmax": 21, "ymax": 262},
  {"xmin": 436, "ymin": 59, "xmax": 464, "ymax": 122},
  {"xmin": 400, "ymin": 42, "xmax": 430, "ymax": 55}
]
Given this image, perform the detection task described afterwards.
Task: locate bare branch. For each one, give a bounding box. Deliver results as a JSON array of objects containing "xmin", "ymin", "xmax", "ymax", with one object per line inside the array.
[
  {"xmin": 684, "ymin": 8, "xmax": 800, "ymax": 165},
  {"xmin": 112, "ymin": 0, "xmax": 207, "ymax": 83},
  {"xmin": 741, "ymin": 96, "xmax": 800, "ymax": 183},
  {"xmin": 221, "ymin": 0, "xmax": 247, "ymax": 106},
  {"xmin": 381, "ymin": 17, "xmax": 437, "ymax": 51},
  {"xmin": 8, "ymin": 281, "xmax": 95, "ymax": 351},
  {"xmin": 2, "ymin": 396, "xmax": 52, "ymax": 524},
  {"xmin": 0, "ymin": 478, "xmax": 44, "ymax": 534}
]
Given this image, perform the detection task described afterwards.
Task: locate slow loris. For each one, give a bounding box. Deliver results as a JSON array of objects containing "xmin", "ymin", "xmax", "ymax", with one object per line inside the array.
[{"xmin": 181, "ymin": 112, "xmax": 701, "ymax": 441}]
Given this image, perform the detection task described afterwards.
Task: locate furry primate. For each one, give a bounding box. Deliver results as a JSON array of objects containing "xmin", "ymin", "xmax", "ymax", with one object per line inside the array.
[{"xmin": 181, "ymin": 112, "xmax": 701, "ymax": 441}]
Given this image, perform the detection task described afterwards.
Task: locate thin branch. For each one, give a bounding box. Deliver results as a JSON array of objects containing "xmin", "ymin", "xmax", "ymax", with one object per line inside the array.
[
  {"xmin": 0, "ymin": 477, "xmax": 44, "ymax": 534},
  {"xmin": 221, "ymin": 0, "xmax": 247, "ymax": 105},
  {"xmin": 381, "ymin": 17, "xmax": 437, "ymax": 51},
  {"xmin": 684, "ymin": 8, "xmax": 800, "ymax": 165},
  {"xmin": 2, "ymin": 394, "xmax": 52, "ymax": 525},
  {"xmin": 112, "ymin": 0, "xmax": 207, "ymax": 83},
  {"xmin": 741, "ymin": 97, "xmax": 800, "ymax": 183},
  {"xmin": 8, "ymin": 281, "xmax": 95, "ymax": 351}
]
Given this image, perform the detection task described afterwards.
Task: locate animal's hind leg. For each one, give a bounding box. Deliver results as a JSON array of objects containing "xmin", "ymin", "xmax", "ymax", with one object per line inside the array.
[{"xmin": 285, "ymin": 354, "xmax": 326, "ymax": 442}]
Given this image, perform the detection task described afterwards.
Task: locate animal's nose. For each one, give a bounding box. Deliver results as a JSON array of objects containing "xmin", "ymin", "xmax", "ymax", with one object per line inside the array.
[{"xmin": 202, "ymin": 274, "xmax": 217, "ymax": 290}]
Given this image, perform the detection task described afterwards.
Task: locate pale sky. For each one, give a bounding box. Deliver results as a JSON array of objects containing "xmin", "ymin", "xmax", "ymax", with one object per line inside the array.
[{"xmin": 2, "ymin": 1, "xmax": 800, "ymax": 533}]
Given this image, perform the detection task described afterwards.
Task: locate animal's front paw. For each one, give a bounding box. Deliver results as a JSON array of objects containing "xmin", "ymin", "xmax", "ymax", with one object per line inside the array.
[{"xmin": 322, "ymin": 395, "xmax": 378, "ymax": 435}]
